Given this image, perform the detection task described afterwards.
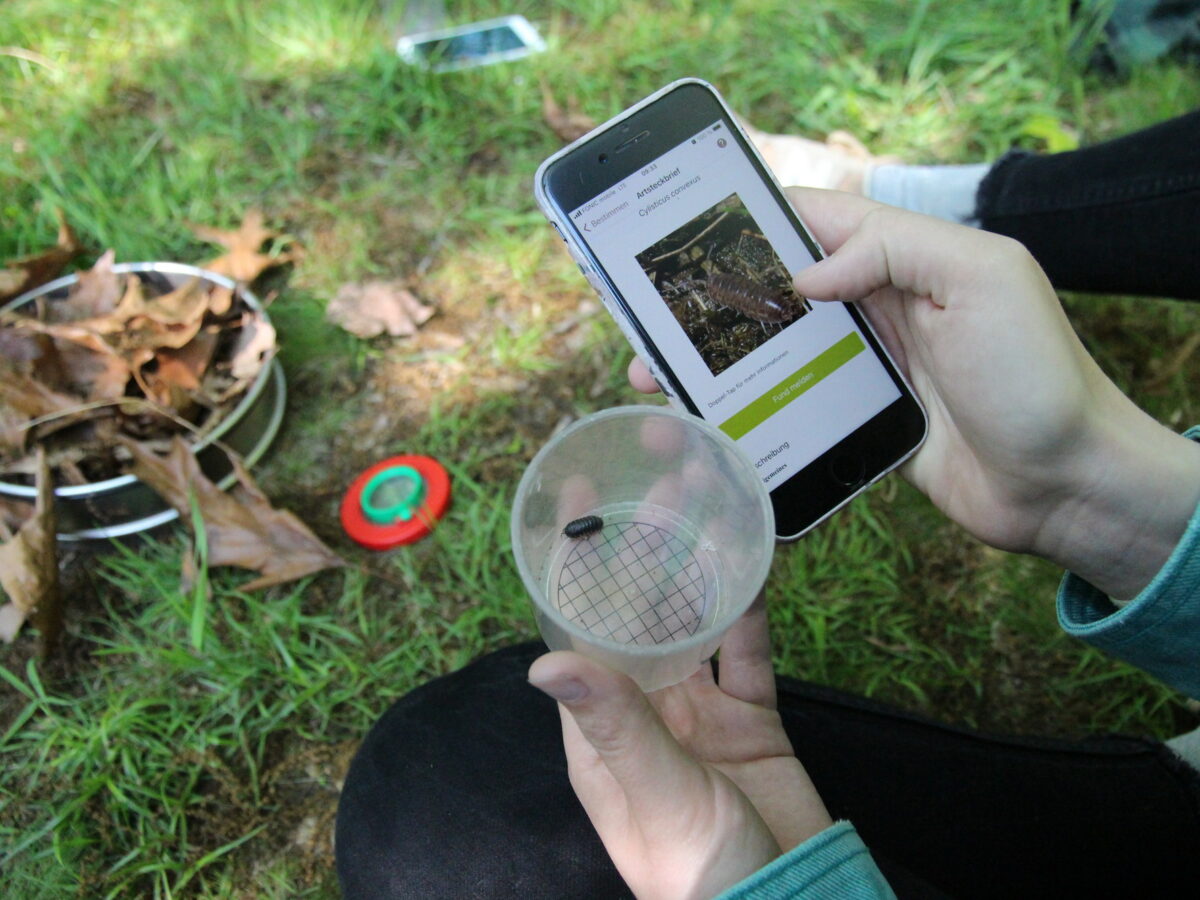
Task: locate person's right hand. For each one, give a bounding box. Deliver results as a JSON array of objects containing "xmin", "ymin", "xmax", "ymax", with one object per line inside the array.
[
  {"xmin": 630, "ymin": 191, "xmax": 1200, "ymax": 601},
  {"xmin": 528, "ymin": 594, "xmax": 833, "ymax": 900}
]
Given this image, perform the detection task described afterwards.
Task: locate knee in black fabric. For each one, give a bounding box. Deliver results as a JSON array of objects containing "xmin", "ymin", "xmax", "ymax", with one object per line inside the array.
[
  {"xmin": 772, "ymin": 676, "xmax": 1200, "ymax": 898},
  {"xmin": 335, "ymin": 643, "xmax": 630, "ymax": 900}
]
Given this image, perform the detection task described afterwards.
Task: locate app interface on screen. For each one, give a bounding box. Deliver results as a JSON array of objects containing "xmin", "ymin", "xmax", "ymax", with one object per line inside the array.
[{"xmin": 568, "ymin": 120, "xmax": 901, "ymax": 488}]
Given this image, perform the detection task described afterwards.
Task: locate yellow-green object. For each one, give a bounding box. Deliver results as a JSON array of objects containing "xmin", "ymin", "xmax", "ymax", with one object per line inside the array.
[{"xmin": 719, "ymin": 332, "xmax": 866, "ymax": 440}]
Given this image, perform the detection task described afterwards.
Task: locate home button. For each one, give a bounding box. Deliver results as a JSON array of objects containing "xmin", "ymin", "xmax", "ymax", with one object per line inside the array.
[{"xmin": 829, "ymin": 452, "xmax": 866, "ymax": 488}]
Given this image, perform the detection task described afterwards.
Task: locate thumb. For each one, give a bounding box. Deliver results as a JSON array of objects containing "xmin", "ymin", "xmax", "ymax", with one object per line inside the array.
[
  {"xmin": 791, "ymin": 205, "xmax": 902, "ymax": 304},
  {"xmin": 529, "ymin": 651, "xmax": 707, "ymax": 820},
  {"xmin": 793, "ymin": 204, "xmax": 988, "ymax": 307}
]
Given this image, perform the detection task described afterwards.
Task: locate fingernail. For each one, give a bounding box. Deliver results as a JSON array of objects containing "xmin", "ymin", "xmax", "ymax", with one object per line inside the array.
[{"xmin": 529, "ymin": 675, "xmax": 589, "ymax": 704}]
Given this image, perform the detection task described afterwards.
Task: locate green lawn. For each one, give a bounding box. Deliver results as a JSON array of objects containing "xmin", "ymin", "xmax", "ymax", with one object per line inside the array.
[{"xmin": 2, "ymin": 0, "xmax": 1199, "ymax": 896}]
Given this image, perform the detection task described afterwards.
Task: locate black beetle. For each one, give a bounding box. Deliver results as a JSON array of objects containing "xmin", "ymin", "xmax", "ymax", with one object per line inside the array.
[{"xmin": 562, "ymin": 515, "xmax": 604, "ymax": 538}]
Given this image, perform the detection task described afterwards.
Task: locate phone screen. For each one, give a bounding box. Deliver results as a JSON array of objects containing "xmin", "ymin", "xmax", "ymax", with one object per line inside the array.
[
  {"xmin": 565, "ymin": 120, "xmax": 902, "ymax": 493},
  {"xmin": 411, "ymin": 25, "xmax": 527, "ymax": 65}
]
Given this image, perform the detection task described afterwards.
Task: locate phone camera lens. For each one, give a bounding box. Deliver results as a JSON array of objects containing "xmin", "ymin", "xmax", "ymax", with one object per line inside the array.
[{"xmin": 598, "ymin": 153, "xmax": 609, "ymax": 164}]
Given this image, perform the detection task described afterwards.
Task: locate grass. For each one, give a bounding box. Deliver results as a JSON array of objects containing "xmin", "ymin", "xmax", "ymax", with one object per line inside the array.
[{"xmin": 2, "ymin": 0, "xmax": 1199, "ymax": 894}]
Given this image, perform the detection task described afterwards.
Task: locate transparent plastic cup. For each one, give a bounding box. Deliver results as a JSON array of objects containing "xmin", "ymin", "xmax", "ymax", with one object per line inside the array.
[{"xmin": 511, "ymin": 405, "xmax": 775, "ymax": 691}]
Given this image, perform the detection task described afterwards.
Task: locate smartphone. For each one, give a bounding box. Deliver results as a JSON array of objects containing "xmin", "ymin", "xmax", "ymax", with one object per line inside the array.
[
  {"xmin": 396, "ymin": 15, "xmax": 545, "ymax": 72},
  {"xmin": 534, "ymin": 78, "xmax": 927, "ymax": 540}
]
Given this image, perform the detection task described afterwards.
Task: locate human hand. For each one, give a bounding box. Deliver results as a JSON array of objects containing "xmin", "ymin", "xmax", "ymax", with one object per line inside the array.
[
  {"xmin": 528, "ymin": 594, "xmax": 832, "ymax": 900},
  {"xmin": 630, "ymin": 191, "xmax": 1200, "ymax": 600}
]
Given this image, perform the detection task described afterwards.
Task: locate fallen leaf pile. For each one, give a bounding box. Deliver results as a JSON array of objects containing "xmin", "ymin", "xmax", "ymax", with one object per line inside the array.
[
  {"xmin": 0, "ymin": 214, "xmax": 344, "ymax": 646},
  {"xmin": 0, "ymin": 250, "xmax": 275, "ymax": 486}
]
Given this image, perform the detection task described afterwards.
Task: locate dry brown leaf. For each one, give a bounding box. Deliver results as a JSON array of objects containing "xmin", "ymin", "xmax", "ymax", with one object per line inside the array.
[
  {"xmin": 326, "ymin": 280, "xmax": 435, "ymax": 338},
  {"xmin": 208, "ymin": 285, "xmax": 235, "ymax": 317},
  {"xmin": 125, "ymin": 437, "xmax": 344, "ymax": 591},
  {"xmin": 541, "ymin": 83, "xmax": 597, "ymax": 144},
  {"xmin": 68, "ymin": 273, "xmax": 201, "ymax": 333},
  {"xmin": 150, "ymin": 329, "xmax": 220, "ymax": 395},
  {"xmin": 7, "ymin": 270, "xmax": 149, "ymax": 353},
  {"xmin": 2, "ymin": 318, "xmax": 133, "ymax": 406},
  {"xmin": 0, "ymin": 365, "xmax": 107, "ymax": 451},
  {"xmin": 89, "ymin": 270, "xmax": 147, "ymax": 330},
  {"xmin": 121, "ymin": 313, "xmax": 205, "ymax": 356},
  {"xmin": 139, "ymin": 277, "xmax": 211, "ymax": 326},
  {"xmin": 2, "ymin": 307, "xmax": 131, "ymax": 404},
  {"xmin": 218, "ymin": 312, "xmax": 277, "ymax": 399},
  {"xmin": 0, "ymin": 212, "xmax": 83, "ymax": 304},
  {"xmin": 193, "ymin": 209, "xmax": 276, "ymax": 253},
  {"xmin": 39, "ymin": 275, "xmax": 211, "ymax": 377},
  {"xmin": 0, "ymin": 325, "xmax": 46, "ymax": 363},
  {"xmin": 0, "ymin": 495, "xmax": 33, "ymax": 535},
  {"xmin": 145, "ymin": 330, "xmax": 220, "ymax": 412},
  {"xmin": 0, "ymin": 393, "xmax": 30, "ymax": 456},
  {"xmin": 7, "ymin": 306, "xmax": 115, "ymax": 344},
  {"xmin": 49, "ymin": 249, "xmax": 122, "ymax": 322},
  {"xmin": 50, "ymin": 338, "xmax": 131, "ymax": 402},
  {"xmin": 192, "ymin": 209, "xmax": 301, "ymax": 283},
  {"xmin": 0, "ymin": 270, "xmax": 26, "ymax": 297},
  {"xmin": 0, "ymin": 447, "xmax": 62, "ymax": 645}
]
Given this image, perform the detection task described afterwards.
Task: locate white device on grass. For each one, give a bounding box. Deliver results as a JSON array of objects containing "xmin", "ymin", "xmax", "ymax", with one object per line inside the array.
[{"xmin": 396, "ymin": 15, "xmax": 545, "ymax": 72}]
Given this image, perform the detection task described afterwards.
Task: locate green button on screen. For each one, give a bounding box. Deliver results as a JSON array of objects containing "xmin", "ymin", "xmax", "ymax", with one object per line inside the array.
[{"xmin": 719, "ymin": 332, "xmax": 866, "ymax": 440}]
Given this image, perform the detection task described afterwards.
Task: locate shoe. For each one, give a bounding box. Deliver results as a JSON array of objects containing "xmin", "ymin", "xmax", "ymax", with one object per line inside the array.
[{"xmin": 740, "ymin": 121, "xmax": 898, "ymax": 193}]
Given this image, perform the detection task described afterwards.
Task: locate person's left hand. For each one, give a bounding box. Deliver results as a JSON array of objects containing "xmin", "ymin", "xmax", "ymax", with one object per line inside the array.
[{"xmin": 528, "ymin": 594, "xmax": 833, "ymax": 900}]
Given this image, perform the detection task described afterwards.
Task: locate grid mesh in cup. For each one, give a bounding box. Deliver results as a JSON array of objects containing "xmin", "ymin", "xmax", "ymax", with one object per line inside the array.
[{"xmin": 554, "ymin": 521, "xmax": 707, "ymax": 645}]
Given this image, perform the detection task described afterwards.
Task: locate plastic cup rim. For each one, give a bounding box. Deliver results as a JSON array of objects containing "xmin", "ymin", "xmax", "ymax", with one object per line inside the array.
[{"xmin": 511, "ymin": 403, "xmax": 775, "ymax": 659}]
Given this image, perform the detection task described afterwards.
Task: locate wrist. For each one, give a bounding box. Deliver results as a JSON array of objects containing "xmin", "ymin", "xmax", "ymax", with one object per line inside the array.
[{"xmin": 1032, "ymin": 397, "xmax": 1200, "ymax": 602}]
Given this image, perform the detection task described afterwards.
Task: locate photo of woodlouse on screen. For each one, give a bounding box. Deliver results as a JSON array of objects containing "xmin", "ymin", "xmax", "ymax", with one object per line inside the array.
[{"xmin": 635, "ymin": 192, "xmax": 811, "ymax": 376}]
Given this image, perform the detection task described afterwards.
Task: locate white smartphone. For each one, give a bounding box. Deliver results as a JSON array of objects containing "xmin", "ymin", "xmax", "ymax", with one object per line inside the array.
[
  {"xmin": 396, "ymin": 15, "xmax": 545, "ymax": 72},
  {"xmin": 535, "ymin": 79, "xmax": 927, "ymax": 540}
]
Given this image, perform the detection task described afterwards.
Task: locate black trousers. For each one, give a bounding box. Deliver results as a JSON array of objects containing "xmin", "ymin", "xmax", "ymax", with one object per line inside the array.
[
  {"xmin": 976, "ymin": 109, "xmax": 1200, "ymax": 300},
  {"xmin": 335, "ymin": 643, "xmax": 1200, "ymax": 899}
]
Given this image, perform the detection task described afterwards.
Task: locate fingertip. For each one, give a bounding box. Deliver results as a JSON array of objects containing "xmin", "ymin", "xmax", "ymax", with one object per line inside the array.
[
  {"xmin": 627, "ymin": 356, "xmax": 660, "ymax": 394},
  {"xmin": 792, "ymin": 262, "xmax": 849, "ymax": 307},
  {"xmin": 784, "ymin": 187, "xmax": 881, "ymax": 253},
  {"xmin": 791, "ymin": 258, "xmax": 834, "ymax": 299},
  {"xmin": 529, "ymin": 651, "xmax": 634, "ymax": 708},
  {"xmin": 529, "ymin": 651, "xmax": 591, "ymax": 704}
]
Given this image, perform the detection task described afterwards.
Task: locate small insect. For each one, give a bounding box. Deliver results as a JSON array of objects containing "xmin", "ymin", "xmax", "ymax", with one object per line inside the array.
[
  {"xmin": 706, "ymin": 272, "xmax": 801, "ymax": 324},
  {"xmin": 563, "ymin": 515, "xmax": 604, "ymax": 538}
]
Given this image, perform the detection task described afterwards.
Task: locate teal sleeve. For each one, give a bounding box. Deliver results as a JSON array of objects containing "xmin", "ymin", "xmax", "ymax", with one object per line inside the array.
[
  {"xmin": 1057, "ymin": 426, "xmax": 1200, "ymax": 699},
  {"xmin": 715, "ymin": 821, "xmax": 895, "ymax": 900}
]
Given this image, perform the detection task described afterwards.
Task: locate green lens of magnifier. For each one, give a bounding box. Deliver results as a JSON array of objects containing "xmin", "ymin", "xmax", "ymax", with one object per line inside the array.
[{"xmin": 361, "ymin": 466, "xmax": 426, "ymax": 524}]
